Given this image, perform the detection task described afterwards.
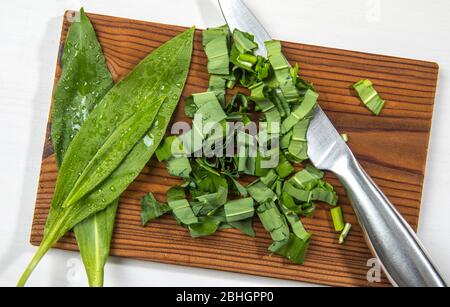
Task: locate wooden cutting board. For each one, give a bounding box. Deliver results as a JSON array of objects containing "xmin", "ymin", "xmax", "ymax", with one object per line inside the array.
[{"xmin": 31, "ymin": 11, "xmax": 439, "ymax": 287}]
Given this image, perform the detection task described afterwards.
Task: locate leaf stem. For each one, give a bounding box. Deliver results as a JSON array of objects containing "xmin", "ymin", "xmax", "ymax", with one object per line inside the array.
[{"xmin": 17, "ymin": 239, "xmax": 53, "ymax": 287}]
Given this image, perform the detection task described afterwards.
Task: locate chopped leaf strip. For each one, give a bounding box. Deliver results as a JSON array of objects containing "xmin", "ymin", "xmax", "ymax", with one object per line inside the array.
[
  {"xmin": 232, "ymin": 29, "xmax": 258, "ymax": 54},
  {"xmin": 275, "ymin": 233, "xmax": 310, "ymax": 264},
  {"xmin": 281, "ymin": 192, "xmax": 301, "ymax": 215},
  {"xmin": 353, "ymin": 79, "xmax": 385, "ymax": 115},
  {"xmin": 208, "ymin": 75, "xmax": 227, "ymax": 104},
  {"xmin": 168, "ymin": 199, "xmax": 198, "ymax": 225},
  {"xmin": 311, "ymin": 184, "xmax": 338, "ymax": 206},
  {"xmin": 280, "ymin": 131, "xmax": 292, "ymax": 150},
  {"xmin": 141, "ymin": 192, "xmax": 170, "ymax": 225},
  {"xmin": 301, "ymin": 202, "xmax": 316, "ymax": 218},
  {"xmin": 257, "ymin": 201, "xmax": 290, "ymax": 245},
  {"xmin": 167, "ymin": 186, "xmax": 186, "ymax": 202},
  {"xmin": 229, "ymin": 219, "xmax": 255, "ymax": 237},
  {"xmin": 283, "ymin": 181, "xmax": 312, "ymax": 202},
  {"xmin": 289, "ymin": 166, "xmax": 323, "ymax": 190},
  {"xmin": 341, "ymin": 133, "xmax": 349, "ymax": 143},
  {"xmin": 227, "ymin": 175, "xmax": 248, "ymax": 197},
  {"xmin": 279, "ymin": 202, "xmax": 311, "ymax": 241},
  {"xmin": 194, "ymin": 92, "xmax": 227, "ymax": 128},
  {"xmin": 339, "ymin": 223, "xmax": 352, "ymax": 244},
  {"xmin": 275, "ymin": 153, "xmax": 294, "ymax": 178},
  {"xmin": 225, "ymin": 198, "xmax": 255, "ymax": 223},
  {"xmin": 260, "ymin": 169, "xmax": 279, "ymax": 188},
  {"xmin": 236, "ymin": 131, "xmax": 257, "ymax": 175},
  {"xmin": 257, "ymin": 105, "xmax": 282, "ymax": 137},
  {"xmin": 189, "ymin": 217, "xmax": 221, "ymax": 238},
  {"xmin": 167, "ymin": 157, "xmax": 192, "ymax": 178},
  {"xmin": 203, "ymin": 27, "xmax": 230, "ymax": 75},
  {"xmin": 287, "ymin": 117, "xmax": 310, "ymax": 163},
  {"xmin": 195, "ymin": 185, "xmax": 228, "ymax": 215},
  {"xmin": 330, "ymin": 206, "xmax": 345, "ymax": 232},
  {"xmin": 155, "ymin": 136, "xmax": 184, "ymax": 162},
  {"xmin": 265, "ymin": 40, "xmax": 299, "ymax": 103},
  {"xmin": 248, "ymin": 180, "xmax": 277, "ymax": 203},
  {"xmin": 281, "ymin": 89, "xmax": 318, "ymax": 134}
]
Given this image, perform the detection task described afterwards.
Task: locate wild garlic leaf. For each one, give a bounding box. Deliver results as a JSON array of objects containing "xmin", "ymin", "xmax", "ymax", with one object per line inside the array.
[
  {"xmin": 51, "ymin": 8, "xmax": 117, "ymax": 288},
  {"xmin": 74, "ymin": 200, "xmax": 118, "ymax": 287},
  {"xmin": 51, "ymin": 8, "xmax": 114, "ymax": 166},
  {"xmin": 18, "ymin": 27, "xmax": 195, "ymax": 287}
]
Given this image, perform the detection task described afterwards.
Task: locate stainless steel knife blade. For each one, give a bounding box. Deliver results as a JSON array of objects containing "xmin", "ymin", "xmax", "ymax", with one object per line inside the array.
[
  {"xmin": 218, "ymin": 0, "xmax": 271, "ymax": 57},
  {"xmin": 217, "ymin": 0, "xmax": 447, "ymax": 287},
  {"xmin": 218, "ymin": 0, "xmax": 348, "ymax": 169}
]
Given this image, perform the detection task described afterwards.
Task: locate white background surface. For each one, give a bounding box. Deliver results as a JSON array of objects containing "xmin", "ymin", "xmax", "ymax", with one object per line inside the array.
[{"xmin": 0, "ymin": 0, "xmax": 449, "ymax": 287}]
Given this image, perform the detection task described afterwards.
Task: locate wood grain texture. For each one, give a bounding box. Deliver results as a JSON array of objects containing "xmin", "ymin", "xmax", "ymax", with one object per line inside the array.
[{"xmin": 30, "ymin": 11, "xmax": 439, "ymax": 287}]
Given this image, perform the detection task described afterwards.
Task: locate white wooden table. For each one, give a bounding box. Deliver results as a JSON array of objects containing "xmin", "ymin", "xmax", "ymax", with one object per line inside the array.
[{"xmin": 0, "ymin": 0, "xmax": 449, "ymax": 287}]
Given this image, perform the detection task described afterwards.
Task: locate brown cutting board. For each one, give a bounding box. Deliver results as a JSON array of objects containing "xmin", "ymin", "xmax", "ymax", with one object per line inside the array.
[{"xmin": 31, "ymin": 11, "xmax": 439, "ymax": 287}]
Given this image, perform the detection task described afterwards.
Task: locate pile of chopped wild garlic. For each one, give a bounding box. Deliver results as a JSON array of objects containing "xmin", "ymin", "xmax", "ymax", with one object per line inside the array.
[{"xmin": 141, "ymin": 26, "xmax": 384, "ymax": 264}]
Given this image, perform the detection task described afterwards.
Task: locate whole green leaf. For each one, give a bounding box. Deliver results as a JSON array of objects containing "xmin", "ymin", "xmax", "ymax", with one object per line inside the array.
[
  {"xmin": 63, "ymin": 94, "xmax": 167, "ymax": 208},
  {"xmin": 74, "ymin": 201, "xmax": 118, "ymax": 286},
  {"xmin": 17, "ymin": 26, "xmax": 195, "ymax": 287},
  {"xmin": 51, "ymin": 8, "xmax": 118, "ymax": 288},
  {"xmin": 51, "ymin": 8, "xmax": 114, "ymax": 166}
]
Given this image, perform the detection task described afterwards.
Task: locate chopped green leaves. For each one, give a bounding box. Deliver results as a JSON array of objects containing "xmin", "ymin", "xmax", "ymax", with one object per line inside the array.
[
  {"xmin": 18, "ymin": 26, "xmax": 196, "ymax": 287},
  {"xmin": 140, "ymin": 26, "xmax": 351, "ymax": 265},
  {"xmin": 266, "ymin": 40, "xmax": 299, "ymax": 104},
  {"xmin": 353, "ymin": 79, "xmax": 385, "ymax": 115}
]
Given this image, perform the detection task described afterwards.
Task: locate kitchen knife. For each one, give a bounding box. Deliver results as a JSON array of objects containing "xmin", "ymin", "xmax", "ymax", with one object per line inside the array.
[{"xmin": 218, "ymin": 0, "xmax": 447, "ymax": 287}]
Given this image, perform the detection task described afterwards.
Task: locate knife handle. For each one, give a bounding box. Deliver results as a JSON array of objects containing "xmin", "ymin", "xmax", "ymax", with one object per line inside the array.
[{"xmin": 332, "ymin": 152, "xmax": 447, "ymax": 287}]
